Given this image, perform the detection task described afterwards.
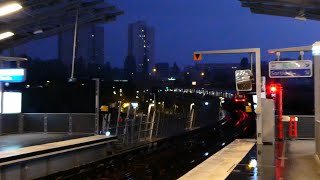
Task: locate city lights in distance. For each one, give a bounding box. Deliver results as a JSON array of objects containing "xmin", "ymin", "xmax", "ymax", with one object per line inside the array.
[
  {"xmin": 131, "ymin": 103, "xmax": 138, "ymax": 109},
  {"xmin": 0, "ymin": 3, "xmax": 22, "ymax": 17}
]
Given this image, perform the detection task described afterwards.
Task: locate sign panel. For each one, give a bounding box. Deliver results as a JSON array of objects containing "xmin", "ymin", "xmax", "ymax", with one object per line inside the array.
[
  {"xmin": 269, "ymin": 60, "xmax": 312, "ymax": 78},
  {"xmin": 235, "ymin": 69, "xmax": 253, "ymax": 91},
  {"xmin": 193, "ymin": 53, "xmax": 202, "ymax": 61},
  {"xmin": 0, "ymin": 68, "xmax": 26, "ymax": 82}
]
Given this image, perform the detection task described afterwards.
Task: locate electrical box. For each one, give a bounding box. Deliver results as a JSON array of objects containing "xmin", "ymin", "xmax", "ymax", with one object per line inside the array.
[{"xmin": 262, "ymin": 98, "xmax": 275, "ymax": 144}]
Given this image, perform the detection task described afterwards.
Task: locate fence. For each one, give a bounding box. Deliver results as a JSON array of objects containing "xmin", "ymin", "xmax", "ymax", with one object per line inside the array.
[
  {"xmin": 0, "ymin": 99, "xmax": 220, "ymax": 145},
  {"xmin": 0, "ymin": 113, "xmax": 96, "ymax": 135},
  {"xmin": 102, "ymin": 103, "xmax": 220, "ymax": 146},
  {"xmin": 281, "ymin": 115, "xmax": 315, "ymax": 139}
]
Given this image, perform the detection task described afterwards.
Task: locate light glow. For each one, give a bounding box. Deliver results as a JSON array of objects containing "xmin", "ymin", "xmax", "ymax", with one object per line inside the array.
[
  {"xmin": 0, "ymin": 3, "xmax": 22, "ymax": 17},
  {"xmin": 271, "ymin": 86, "xmax": 277, "ymax": 92},
  {"xmin": 0, "ymin": 31, "xmax": 14, "ymax": 40},
  {"xmin": 131, "ymin": 102, "xmax": 138, "ymax": 108},
  {"xmin": 0, "ymin": 92, "xmax": 22, "ymax": 114},
  {"xmin": 248, "ymin": 159, "xmax": 258, "ymax": 168}
]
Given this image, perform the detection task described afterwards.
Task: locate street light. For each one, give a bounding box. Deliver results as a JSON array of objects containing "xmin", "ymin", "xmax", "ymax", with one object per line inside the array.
[
  {"xmin": 153, "ymin": 68, "xmax": 157, "ymax": 72},
  {"xmin": 0, "ymin": 2, "xmax": 22, "ymax": 17},
  {"xmin": 201, "ymin": 72, "xmax": 205, "ymax": 76}
]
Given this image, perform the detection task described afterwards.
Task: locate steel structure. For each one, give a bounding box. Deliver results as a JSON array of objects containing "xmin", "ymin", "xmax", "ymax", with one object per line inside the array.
[
  {"xmin": 193, "ymin": 48, "xmax": 263, "ymax": 144},
  {"xmin": 0, "ymin": 0, "xmax": 123, "ymax": 50},
  {"xmin": 240, "ymin": 0, "xmax": 320, "ymax": 21}
]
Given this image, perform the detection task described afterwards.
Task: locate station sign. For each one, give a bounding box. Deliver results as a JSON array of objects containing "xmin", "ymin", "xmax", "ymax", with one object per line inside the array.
[
  {"xmin": 0, "ymin": 68, "xmax": 26, "ymax": 82},
  {"xmin": 269, "ymin": 60, "xmax": 312, "ymax": 78}
]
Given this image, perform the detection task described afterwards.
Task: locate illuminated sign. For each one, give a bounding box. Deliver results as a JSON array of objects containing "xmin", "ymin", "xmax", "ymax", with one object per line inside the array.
[
  {"xmin": 0, "ymin": 68, "xmax": 26, "ymax": 82},
  {"xmin": 269, "ymin": 60, "xmax": 312, "ymax": 78},
  {"xmin": 0, "ymin": 92, "xmax": 22, "ymax": 114}
]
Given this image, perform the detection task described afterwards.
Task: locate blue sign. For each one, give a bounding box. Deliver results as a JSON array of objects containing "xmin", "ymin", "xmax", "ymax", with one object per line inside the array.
[
  {"xmin": 0, "ymin": 69, "xmax": 26, "ymax": 82},
  {"xmin": 269, "ymin": 60, "xmax": 313, "ymax": 78}
]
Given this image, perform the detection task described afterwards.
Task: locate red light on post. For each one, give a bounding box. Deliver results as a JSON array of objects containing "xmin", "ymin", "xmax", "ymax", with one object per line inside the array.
[{"xmin": 270, "ymin": 86, "xmax": 277, "ymax": 92}]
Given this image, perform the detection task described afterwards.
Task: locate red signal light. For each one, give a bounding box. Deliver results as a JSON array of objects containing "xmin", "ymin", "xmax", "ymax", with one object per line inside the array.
[{"xmin": 270, "ymin": 86, "xmax": 277, "ymax": 92}]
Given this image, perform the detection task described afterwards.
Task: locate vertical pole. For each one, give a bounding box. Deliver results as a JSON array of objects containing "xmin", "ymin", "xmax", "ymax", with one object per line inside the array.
[
  {"xmin": 70, "ymin": 10, "xmax": 79, "ymax": 80},
  {"xmin": 155, "ymin": 110, "xmax": 160, "ymax": 137},
  {"xmin": 131, "ymin": 108, "xmax": 136, "ymax": 143},
  {"xmin": 189, "ymin": 104, "xmax": 195, "ymax": 129},
  {"xmin": 138, "ymin": 114, "xmax": 143, "ymax": 141},
  {"xmin": 68, "ymin": 113, "xmax": 73, "ymax": 134},
  {"xmin": 150, "ymin": 96, "xmax": 156, "ymax": 140},
  {"xmin": 94, "ymin": 79, "xmax": 100, "ymax": 134},
  {"xmin": 255, "ymin": 49, "xmax": 263, "ymax": 145},
  {"xmin": 106, "ymin": 113, "xmax": 111, "ymax": 133},
  {"xmin": 123, "ymin": 105, "xmax": 131, "ymax": 144},
  {"xmin": 0, "ymin": 60, "xmax": 3, "ymax": 135},
  {"xmin": 115, "ymin": 102, "xmax": 121, "ymax": 136},
  {"xmin": 314, "ymin": 55, "xmax": 320, "ymax": 156},
  {"xmin": 250, "ymin": 53, "xmax": 253, "ymax": 72},
  {"xmin": 44, "ymin": 113, "xmax": 48, "ymax": 133},
  {"xmin": 102, "ymin": 114, "xmax": 106, "ymax": 134},
  {"xmin": 278, "ymin": 86, "xmax": 283, "ymax": 140},
  {"xmin": 0, "ymin": 82, "xmax": 2, "ymax": 135}
]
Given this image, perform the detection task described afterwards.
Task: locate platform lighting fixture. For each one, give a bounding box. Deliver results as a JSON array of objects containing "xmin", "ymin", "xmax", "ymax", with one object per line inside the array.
[
  {"xmin": 0, "ymin": 2, "xmax": 22, "ymax": 17},
  {"xmin": 0, "ymin": 32, "xmax": 14, "ymax": 40}
]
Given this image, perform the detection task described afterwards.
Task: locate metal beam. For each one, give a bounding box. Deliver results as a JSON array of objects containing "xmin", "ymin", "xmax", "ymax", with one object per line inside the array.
[
  {"xmin": 268, "ymin": 46, "xmax": 312, "ymax": 53},
  {"xmin": 193, "ymin": 48, "xmax": 263, "ymax": 145},
  {"xmin": 194, "ymin": 48, "xmax": 260, "ymax": 55},
  {"xmin": 0, "ymin": 56, "xmax": 27, "ymax": 61}
]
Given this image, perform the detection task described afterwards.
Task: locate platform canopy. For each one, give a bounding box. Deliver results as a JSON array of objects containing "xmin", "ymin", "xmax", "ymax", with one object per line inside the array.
[
  {"xmin": 0, "ymin": 0, "xmax": 123, "ymax": 50},
  {"xmin": 239, "ymin": 0, "xmax": 320, "ymax": 21}
]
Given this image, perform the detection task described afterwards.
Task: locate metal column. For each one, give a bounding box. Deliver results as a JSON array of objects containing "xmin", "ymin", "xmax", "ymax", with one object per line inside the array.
[
  {"xmin": 314, "ymin": 55, "xmax": 320, "ymax": 156},
  {"xmin": 94, "ymin": 79, "xmax": 100, "ymax": 135}
]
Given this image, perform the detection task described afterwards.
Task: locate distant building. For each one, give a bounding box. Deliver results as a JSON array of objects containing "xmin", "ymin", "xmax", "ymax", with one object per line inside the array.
[
  {"xmin": 128, "ymin": 21, "xmax": 155, "ymax": 73},
  {"xmin": 124, "ymin": 55, "xmax": 137, "ymax": 80},
  {"xmin": 155, "ymin": 63, "xmax": 169, "ymax": 79},
  {"xmin": 59, "ymin": 24, "xmax": 105, "ymax": 66}
]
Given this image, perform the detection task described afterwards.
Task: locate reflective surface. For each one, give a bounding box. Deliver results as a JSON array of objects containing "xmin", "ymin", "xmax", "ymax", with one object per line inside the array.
[
  {"xmin": 0, "ymin": 133, "xmax": 90, "ymax": 152},
  {"xmin": 227, "ymin": 140, "xmax": 320, "ymax": 180}
]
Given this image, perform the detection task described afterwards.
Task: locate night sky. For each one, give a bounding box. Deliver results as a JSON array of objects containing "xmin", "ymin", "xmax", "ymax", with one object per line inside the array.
[{"xmin": 13, "ymin": 0, "xmax": 320, "ymax": 68}]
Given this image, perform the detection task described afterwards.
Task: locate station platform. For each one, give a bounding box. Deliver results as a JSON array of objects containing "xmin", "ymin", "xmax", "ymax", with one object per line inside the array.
[
  {"xmin": 179, "ymin": 139, "xmax": 320, "ymax": 180},
  {"xmin": 0, "ymin": 133, "xmax": 117, "ymax": 179},
  {"xmin": 0, "ymin": 133, "xmax": 92, "ymax": 152}
]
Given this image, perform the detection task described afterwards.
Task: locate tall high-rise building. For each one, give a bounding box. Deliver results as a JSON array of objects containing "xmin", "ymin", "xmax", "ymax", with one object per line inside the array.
[
  {"xmin": 59, "ymin": 24, "xmax": 105, "ymax": 66},
  {"xmin": 128, "ymin": 21, "xmax": 155, "ymax": 73}
]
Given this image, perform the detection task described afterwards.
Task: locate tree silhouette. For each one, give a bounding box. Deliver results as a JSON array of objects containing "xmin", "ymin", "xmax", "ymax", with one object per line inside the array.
[{"xmin": 240, "ymin": 57, "xmax": 249, "ymax": 69}]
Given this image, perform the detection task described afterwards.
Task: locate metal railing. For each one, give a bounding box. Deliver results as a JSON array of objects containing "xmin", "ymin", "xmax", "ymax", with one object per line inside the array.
[
  {"xmin": 0, "ymin": 113, "xmax": 96, "ymax": 135},
  {"xmin": 281, "ymin": 115, "xmax": 315, "ymax": 139},
  {"xmin": 103, "ymin": 110, "xmax": 193, "ymax": 145}
]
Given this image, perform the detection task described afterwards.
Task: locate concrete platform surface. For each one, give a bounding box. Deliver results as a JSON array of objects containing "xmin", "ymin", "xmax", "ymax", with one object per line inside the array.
[
  {"xmin": 0, "ymin": 135, "xmax": 116, "ymax": 161},
  {"xmin": 226, "ymin": 140, "xmax": 320, "ymax": 180},
  {"xmin": 179, "ymin": 139, "xmax": 255, "ymax": 180},
  {"xmin": 0, "ymin": 133, "xmax": 91, "ymax": 152}
]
